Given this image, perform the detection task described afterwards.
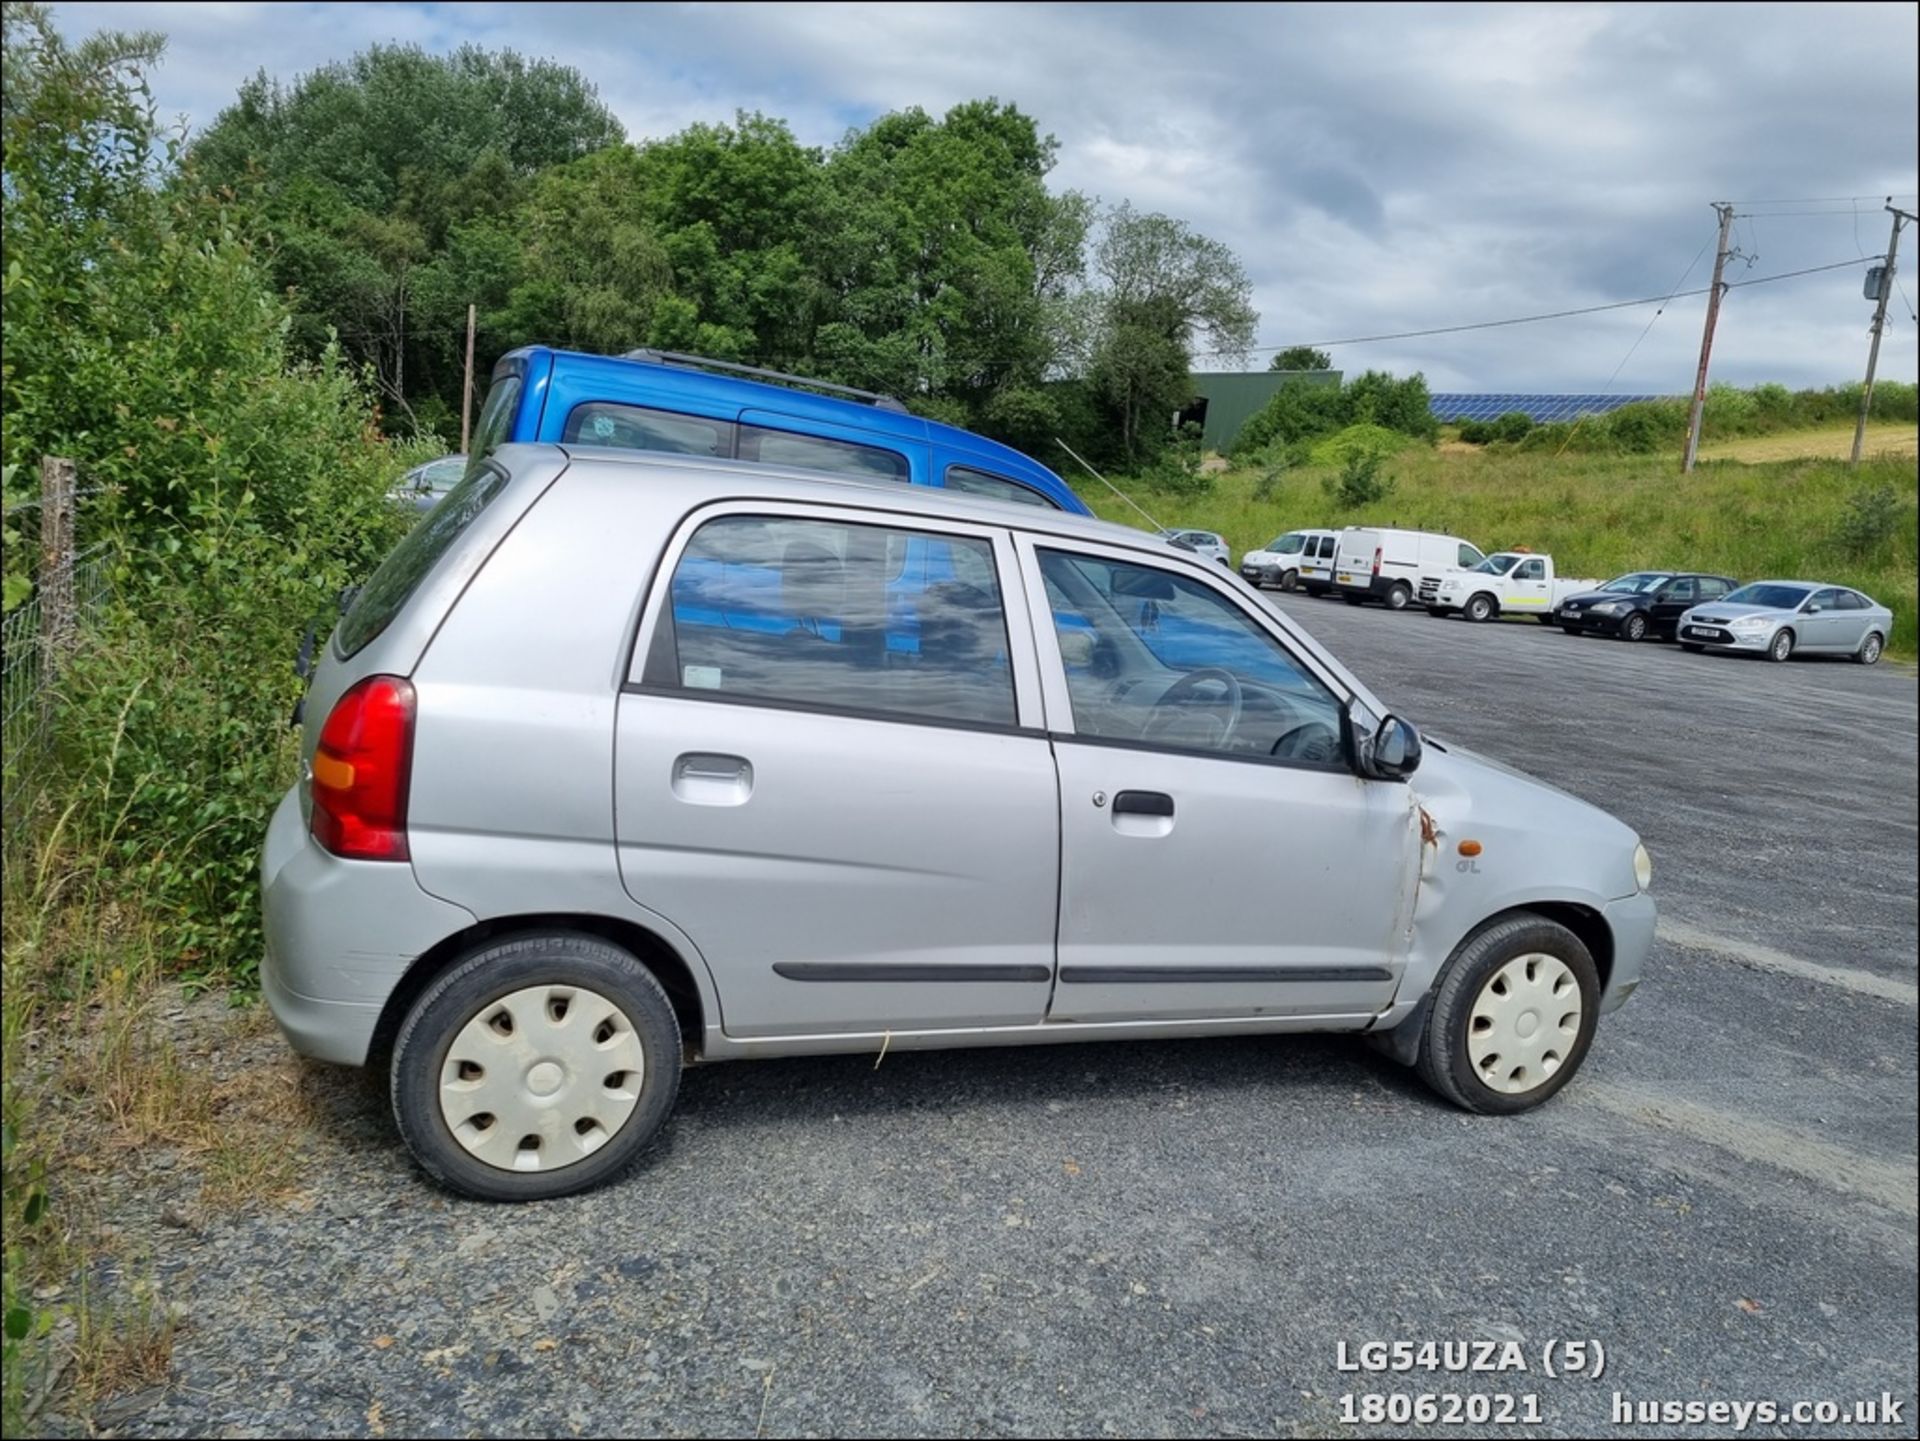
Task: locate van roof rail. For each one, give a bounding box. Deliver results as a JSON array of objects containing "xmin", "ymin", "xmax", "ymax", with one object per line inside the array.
[{"xmin": 621, "ymin": 349, "xmax": 911, "ymax": 414}]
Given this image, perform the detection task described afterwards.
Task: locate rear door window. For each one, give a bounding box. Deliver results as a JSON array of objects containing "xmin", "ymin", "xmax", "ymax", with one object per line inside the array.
[
  {"xmin": 736, "ymin": 425, "xmax": 909, "ymax": 483},
  {"xmin": 565, "ymin": 402, "xmax": 733, "ymax": 458},
  {"xmin": 645, "ymin": 514, "xmax": 1016, "ymax": 728},
  {"xmin": 339, "ymin": 463, "xmax": 514, "ymax": 657}
]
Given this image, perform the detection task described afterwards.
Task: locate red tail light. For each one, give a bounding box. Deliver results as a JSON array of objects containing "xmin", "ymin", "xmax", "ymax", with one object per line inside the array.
[
  {"xmin": 310, "ymin": 675, "xmax": 416, "ymax": 861},
  {"xmin": 1371, "ymin": 546, "xmax": 1383, "ymax": 576}
]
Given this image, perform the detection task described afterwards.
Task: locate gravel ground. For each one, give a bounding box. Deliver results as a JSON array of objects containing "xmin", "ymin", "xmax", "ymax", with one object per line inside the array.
[{"xmin": 55, "ymin": 591, "xmax": 1918, "ymax": 1439}]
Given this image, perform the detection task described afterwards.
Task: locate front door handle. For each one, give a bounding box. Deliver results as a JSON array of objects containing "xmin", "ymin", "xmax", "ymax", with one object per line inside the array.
[
  {"xmin": 1112, "ymin": 790, "xmax": 1174, "ymax": 817},
  {"xmin": 672, "ymin": 752, "xmax": 753, "ymax": 806}
]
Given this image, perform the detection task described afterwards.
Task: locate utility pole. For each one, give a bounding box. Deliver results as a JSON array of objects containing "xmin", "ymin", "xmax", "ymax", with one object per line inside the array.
[
  {"xmin": 1682, "ymin": 202, "xmax": 1736, "ymax": 473},
  {"xmin": 1852, "ymin": 204, "xmax": 1914, "ymax": 465},
  {"xmin": 460, "ymin": 303, "xmax": 477, "ymax": 455}
]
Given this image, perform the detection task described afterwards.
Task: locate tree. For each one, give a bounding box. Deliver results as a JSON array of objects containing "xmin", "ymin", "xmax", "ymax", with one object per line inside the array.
[
  {"xmin": 1085, "ymin": 203, "xmax": 1257, "ymax": 460},
  {"xmin": 1270, "ymin": 345, "xmax": 1331, "ymax": 371}
]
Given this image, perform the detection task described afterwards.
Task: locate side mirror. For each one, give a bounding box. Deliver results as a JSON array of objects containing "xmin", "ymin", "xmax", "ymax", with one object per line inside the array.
[
  {"xmin": 1360, "ymin": 714, "xmax": 1422, "ymax": 780},
  {"xmin": 1804, "ymin": 602, "xmax": 1822, "ymax": 614}
]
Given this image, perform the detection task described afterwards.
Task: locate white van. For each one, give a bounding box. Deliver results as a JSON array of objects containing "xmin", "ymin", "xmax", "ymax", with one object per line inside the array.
[
  {"xmin": 1332, "ymin": 527, "xmax": 1486, "ymax": 610},
  {"xmin": 1238, "ymin": 527, "xmax": 1339, "ymax": 594}
]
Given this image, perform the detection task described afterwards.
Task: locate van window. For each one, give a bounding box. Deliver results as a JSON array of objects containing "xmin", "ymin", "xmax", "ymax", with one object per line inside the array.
[
  {"xmin": 1457, "ymin": 543, "xmax": 1483, "ymax": 568},
  {"xmin": 1317, "ymin": 536, "xmax": 1336, "ymax": 559},
  {"xmin": 737, "ymin": 425, "xmax": 910, "ymax": 483},
  {"xmin": 465, "ymin": 373, "xmax": 522, "ymax": 479},
  {"xmin": 649, "ymin": 515, "xmax": 1015, "ymax": 727},
  {"xmin": 339, "ymin": 463, "xmax": 514, "ymax": 657},
  {"xmin": 565, "ymin": 402, "xmax": 732, "ymax": 458},
  {"xmin": 945, "ymin": 465, "xmax": 1058, "ymax": 509}
]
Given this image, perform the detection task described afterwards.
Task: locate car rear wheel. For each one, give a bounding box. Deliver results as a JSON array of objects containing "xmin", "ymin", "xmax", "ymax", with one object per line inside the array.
[
  {"xmin": 1620, "ymin": 612, "xmax": 1648, "ymax": 642},
  {"xmin": 1767, "ymin": 629, "xmax": 1795, "ymax": 663},
  {"xmin": 1855, "ymin": 632, "xmax": 1884, "ymax": 666},
  {"xmin": 391, "ymin": 932, "xmax": 682, "ymax": 1201},
  {"xmin": 1464, "ymin": 593, "xmax": 1496, "ymax": 623},
  {"xmin": 1415, "ymin": 914, "xmax": 1599, "ymax": 1115}
]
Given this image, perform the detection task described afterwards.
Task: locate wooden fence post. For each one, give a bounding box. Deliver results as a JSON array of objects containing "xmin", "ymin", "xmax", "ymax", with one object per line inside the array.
[{"xmin": 38, "ymin": 456, "xmax": 76, "ymax": 685}]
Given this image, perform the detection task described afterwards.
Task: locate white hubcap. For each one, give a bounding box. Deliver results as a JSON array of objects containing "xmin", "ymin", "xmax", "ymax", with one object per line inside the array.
[
  {"xmin": 438, "ymin": 985, "xmax": 646, "ymax": 1173},
  {"xmin": 1466, "ymin": 953, "xmax": 1582, "ymax": 1095}
]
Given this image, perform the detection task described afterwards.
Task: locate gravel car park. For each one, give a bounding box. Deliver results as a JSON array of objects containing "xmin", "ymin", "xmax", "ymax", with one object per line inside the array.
[{"xmin": 85, "ymin": 567, "xmax": 1917, "ymax": 1440}]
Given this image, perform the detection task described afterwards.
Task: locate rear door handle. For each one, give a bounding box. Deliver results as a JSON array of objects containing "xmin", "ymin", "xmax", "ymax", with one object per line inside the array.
[{"xmin": 1112, "ymin": 790, "xmax": 1174, "ymax": 817}]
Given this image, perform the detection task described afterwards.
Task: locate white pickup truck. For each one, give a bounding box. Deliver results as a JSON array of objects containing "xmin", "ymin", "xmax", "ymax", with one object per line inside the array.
[{"xmin": 1418, "ymin": 551, "xmax": 1601, "ymax": 622}]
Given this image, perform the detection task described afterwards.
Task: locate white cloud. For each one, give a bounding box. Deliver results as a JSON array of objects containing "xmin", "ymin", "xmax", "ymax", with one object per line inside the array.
[{"xmin": 52, "ymin": 0, "xmax": 1920, "ymax": 390}]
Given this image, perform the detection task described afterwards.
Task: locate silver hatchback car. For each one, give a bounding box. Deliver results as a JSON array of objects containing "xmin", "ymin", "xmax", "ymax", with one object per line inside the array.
[
  {"xmin": 263, "ymin": 445, "xmax": 1655, "ymax": 1200},
  {"xmin": 1676, "ymin": 580, "xmax": 1893, "ymax": 664}
]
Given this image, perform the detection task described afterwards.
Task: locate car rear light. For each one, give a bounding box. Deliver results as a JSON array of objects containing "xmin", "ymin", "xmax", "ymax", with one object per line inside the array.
[
  {"xmin": 309, "ymin": 675, "xmax": 416, "ymax": 861},
  {"xmin": 1371, "ymin": 547, "xmax": 1383, "ymax": 576}
]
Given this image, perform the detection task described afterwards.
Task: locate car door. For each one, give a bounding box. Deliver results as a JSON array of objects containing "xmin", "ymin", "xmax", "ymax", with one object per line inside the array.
[
  {"xmin": 1825, "ymin": 590, "xmax": 1873, "ymax": 650},
  {"xmin": 1800, "ymin": 588, "xmax": 1850, "ymax": 650},
  {"xmin": 1017, "ymin": 537, "xmax": 1418, "ymax": 1024},
  {"xmin": 616, "ymin": 503, "xmax": 1060, "ymax": 1039},
  {"xmin": 1510, "ymin": 557, "xmax": 1550, "ymax": 613},
  {"xmin": 1649, "ymin": 576, "xmax": 1695, "ymax": 634}
]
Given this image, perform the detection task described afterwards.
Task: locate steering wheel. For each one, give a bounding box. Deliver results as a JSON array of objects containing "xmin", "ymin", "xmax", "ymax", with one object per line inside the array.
[
  {"xmin": 1270, "ymin": 717, "xmax": 1340, "ymax": 764},
  {"xmin": 1143, "ymin": 667, "xmax": 1243, "ymax": 749}
]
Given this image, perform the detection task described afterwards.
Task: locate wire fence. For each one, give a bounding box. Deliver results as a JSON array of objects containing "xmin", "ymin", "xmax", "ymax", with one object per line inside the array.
[{"xmin": 2, "ymin": 544, "xmax": 112, "ymax": 821}]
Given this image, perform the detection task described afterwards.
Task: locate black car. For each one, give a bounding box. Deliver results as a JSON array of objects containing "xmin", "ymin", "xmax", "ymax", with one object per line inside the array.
[{"xmin": 1556, "ymin": 571, "xmax": 1739, "ymax": 641}]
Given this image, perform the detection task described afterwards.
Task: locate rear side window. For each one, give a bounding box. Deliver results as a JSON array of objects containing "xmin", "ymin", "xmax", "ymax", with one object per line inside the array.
[
  {"xmin": 565, "ymin": 402, "xmax": 732, "ymax": 458},
  {"xmin": 646, "ymin": 514, "xmax": 1015, "ymax": 727},
  {"xmin": 1317, "ymin": 536, "xmax": 1336, "ymax": 559},
  {"xmin": 945, "ymin": 464, "xmax": 1058, "ymax": 509},
  {"xmin": 737, "ymin": 425, "xmax": 909, "ymax": 483},
  {"xmin": 1835, "ymin": 590, "xmax": 1868, "ymax": 610},
  {"xmin": 338, "ymin": 464, "xmax": 513, "ymax": 657}
]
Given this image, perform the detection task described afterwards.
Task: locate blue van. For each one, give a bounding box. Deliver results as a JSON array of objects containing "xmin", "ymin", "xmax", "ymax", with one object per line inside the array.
[{"xmin": 466, "ymin": 347, "xmax": 1090, "ymax": 515}]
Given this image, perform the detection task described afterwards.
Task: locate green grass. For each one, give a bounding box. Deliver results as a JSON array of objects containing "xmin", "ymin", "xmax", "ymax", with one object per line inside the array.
[{"xmin": 1076, "ymin": 440, "xmax": 1920, "ymax": 658}]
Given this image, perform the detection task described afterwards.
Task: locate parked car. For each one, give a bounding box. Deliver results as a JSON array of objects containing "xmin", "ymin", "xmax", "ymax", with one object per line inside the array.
[
  {"xmin": 1332, "ymin": 527, "xmax": 1486, "ymax": 609},
  {"xmin": 1677, "ymin": 581, "xmax": 1891, "ymax": 664},
  {"xmin": 392, "ymin": 454, "xmax": 467, "ymax": 513},
  {"xmin": 1239, "ymin": 528, "xmax": 1339, "ymax": 592},
  {"xmin": 1556, "ymin": 572, "xmax": 1738, "ymax": 641},
  {"xmin": 466, "ymin": 345, "xmax": 1089, "ymax": 513},
  {"xmin": 1161, "ymin": 528, "xmax": 1231, "ymax": 566},
  {"xmin": 264, "ymin": 445, "xmax": 1655, "ymax": 1200},
  {"xmin": 1419, "ymin": 552, "xmax": 1600, "ymax": 623}
]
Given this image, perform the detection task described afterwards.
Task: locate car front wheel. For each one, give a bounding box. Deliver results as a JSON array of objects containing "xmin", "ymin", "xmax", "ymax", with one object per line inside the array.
[
  {"xmin": 1278, "ymin": 569, "xmax": 1298, "ymax": 592},
  {"xmin": 1464, "ymin": 594, "xmax": 1496, "ymax": 623},
  {"xmin": 1620, "ymin": 612, "xmax": 1648, "ymax": 642},
  {"xmin": 1767, "ymin": 629, "xmax": 1795, "ymax": 663},
  {"xmin": 1415, "ymin": 914, "xmax": 1600, "ymax": 1115},
  {"xmin": 391, "ymin": 932, "xmax": 682, "ymax": 1201}
]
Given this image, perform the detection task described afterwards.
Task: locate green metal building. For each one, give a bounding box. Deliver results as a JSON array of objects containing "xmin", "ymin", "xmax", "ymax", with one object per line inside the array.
[{"xmin": 1184, "ymin": 369, "xmax": 1342, "ymax": 452}]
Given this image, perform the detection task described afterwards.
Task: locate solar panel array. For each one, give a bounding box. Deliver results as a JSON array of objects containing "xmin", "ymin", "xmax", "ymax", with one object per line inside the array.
[{"xmin": 1429, "ymin": 393, "xmax": 1673, "ymax": 423}]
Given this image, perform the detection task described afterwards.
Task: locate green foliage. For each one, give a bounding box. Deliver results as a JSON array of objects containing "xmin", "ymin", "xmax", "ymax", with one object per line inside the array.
[
  {"xmin": 1144, "ymin": 422, "xmax": 1214, "ymax": 498},
  {"xmin": 1234, "ymin": 370, "xmax": 1435, "ymax": 455},
  {"xmin": 1835, "ymin": 483, "xmax": 1910, "ymax": 560},
  {"xmin": 1492, "ymin": 411, "xmax": 1534, "ymax": 443},
  {"xmin": 1307, "ymin": 423, "xmax": 1415, "ymax": 468},
  {"xmin": 1269, "ymin": 346, "xmax": 1332, "ymax": 371},
  {"xmin": 1324, "ymin": 449, "xmax": 1395, "ymax": 509}
]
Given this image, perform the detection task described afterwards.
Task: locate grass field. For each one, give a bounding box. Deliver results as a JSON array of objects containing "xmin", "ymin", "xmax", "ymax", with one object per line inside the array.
[
  {"xmin": 1074, "ymin": 434, "xmax": 1919, "ymax": 657},
  {"xmin": 1698, "ymin": 423, "xmax": 1919, "ymax": 463}
]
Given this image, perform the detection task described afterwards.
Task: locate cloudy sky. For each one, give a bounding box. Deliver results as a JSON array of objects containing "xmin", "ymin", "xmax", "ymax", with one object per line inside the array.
[{"xmin": 56, "ymin": 1, "xmax": 1920, "ymax": 391}]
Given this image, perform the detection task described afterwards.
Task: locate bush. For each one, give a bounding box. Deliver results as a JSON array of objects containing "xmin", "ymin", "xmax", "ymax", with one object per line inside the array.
[
  {"xmin": 1234, "ymin": 369, "xmax": 1437, "ymax": 456},
  {"xmin": 1308, "ymin": 423, "xmax": 1409, "ymax": 468},
  {"xmin": 1492, "ymin": 411, "xmax": 1534, "ymax": 443},
  {"xmin": 1835, "ymin": 484, "xmax": 1909, "ymax": 560},
  {"xmin": 1145, "ymin": 421, "xmax": 1214, "ymax": 498},
  {"xmin": 1324, "ymin": 449, "xmax": 1394, "ymax": 509}
]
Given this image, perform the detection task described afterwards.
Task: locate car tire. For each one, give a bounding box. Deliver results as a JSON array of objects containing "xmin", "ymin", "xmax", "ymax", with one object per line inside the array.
[
  {"xmin": 1385, "ymin": 582, "xmax": 1412, "ymax": 611},
  {"xmin": 1855, "ymin": 631, "xmax": 1884, "ymax": 666},
  {"xmin": 1767, "ymin": 628, "xmax": 1795, "ymax": 663},
  {"xmin": 391, "ymin": 931, "xmax": 683, "ymax": 1202},
  {"xmin": 1279, "ymin": 569, "xmax": 1299, "ymax": 592},
  {"xmin": 1680, "ymin": 642, "xmax": 1704, "ymax": 653},
  {"xmin": 1620, "ymin": 612, "xmax": 1648, "ymax": 643},
  {"xmin": 1415, "ymin": 913, "xmax": 1600, "ymax": 1115},
  {"xmin": 1464, "ymin": 593, "xmax": 1496, "ymax": 623}
]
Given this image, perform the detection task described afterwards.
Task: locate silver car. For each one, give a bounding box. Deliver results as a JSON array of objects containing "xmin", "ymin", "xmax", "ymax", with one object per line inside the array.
[
  {"xmin": 1161, "ymin": 528, "xmax": 1231, "ymax": 566},
  {"xmin": 1677, "ymin": 581, "xmax": 1892, "ymax": 664},
  {"xmin": 263, "ymin": 444, "xmax": 1655, "ymax": 1200}
]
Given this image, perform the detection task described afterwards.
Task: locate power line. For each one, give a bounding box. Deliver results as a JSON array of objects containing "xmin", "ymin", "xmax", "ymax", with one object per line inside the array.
[
  {"xmin": 1727, "ymin": 193, "xmax": 1920, "ymax": 206},
  {"xmin": 1201, "ymin": 256, "xmax": 1876, "ymax": 358}
]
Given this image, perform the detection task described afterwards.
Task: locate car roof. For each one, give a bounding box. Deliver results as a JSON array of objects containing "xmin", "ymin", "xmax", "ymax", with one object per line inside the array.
[{"xmin": 542, "ymin": 442, "xmax": 1175, "ymax": 554}]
